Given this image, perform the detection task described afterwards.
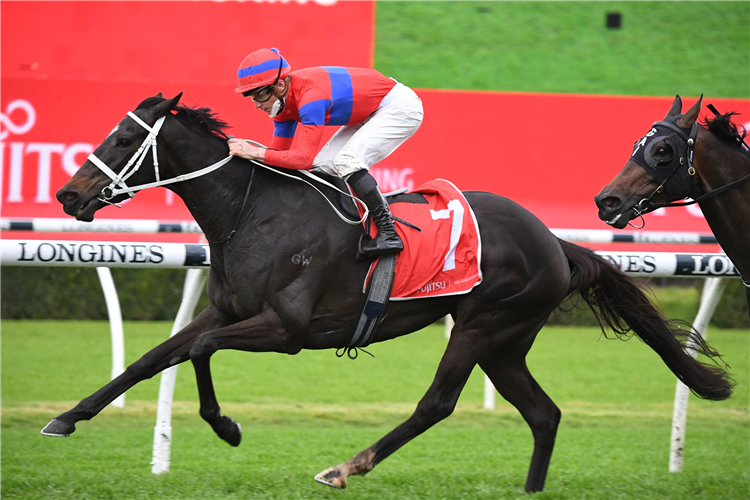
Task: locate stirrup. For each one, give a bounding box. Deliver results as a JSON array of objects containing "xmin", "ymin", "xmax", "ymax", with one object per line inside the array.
[
  {"xmin": 356, "ymin": 233, "xmax": 376, "ymax": 261},
  {"xmin": 359, "ymin": 234, "xmax": 403, "ymax": 256}
]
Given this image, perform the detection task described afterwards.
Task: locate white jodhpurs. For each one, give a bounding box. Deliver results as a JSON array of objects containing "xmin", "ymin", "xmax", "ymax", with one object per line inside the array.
[{"xmin": 312, "ymin": 81, "xmax": 424, "ymax": 179}]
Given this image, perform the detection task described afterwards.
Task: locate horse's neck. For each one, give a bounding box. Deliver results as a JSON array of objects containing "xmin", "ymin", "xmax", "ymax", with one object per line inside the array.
[
  {"xmin": 164, "ymin": 136, "xmax": 253, "ymax": 243},
  {"xmin": 160, "ymin": 126, "xmax": 353, "ymax": 250},
  {"xmin": 695, "ymin": 131, "xmax": 750, "ymax": 276}
]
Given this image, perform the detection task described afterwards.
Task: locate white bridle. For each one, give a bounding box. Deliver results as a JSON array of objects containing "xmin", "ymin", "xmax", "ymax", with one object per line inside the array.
[
  {"xmin": 87, "ymin": 111, "xmax": 233, "ymax": 205},
  {"xmin": 86, "ymin": 110, "xmax": 368, "ymax": 225}
]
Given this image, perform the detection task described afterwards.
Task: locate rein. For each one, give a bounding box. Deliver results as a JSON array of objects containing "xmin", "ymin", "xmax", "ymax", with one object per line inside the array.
[
  {"xmin": 641, "ymin": 170, "xmax": 750, "ymax": 210},
  {"xmin": 248, "ymin": 157, "xmax": 368, "ymax": 226},
  {"xmin": 207, "ymin": 165, "xmax": 256, "ymax": 246},
  {"xmin": 87, "ymin": 112, "xmax": 368, "ymax": 233}
]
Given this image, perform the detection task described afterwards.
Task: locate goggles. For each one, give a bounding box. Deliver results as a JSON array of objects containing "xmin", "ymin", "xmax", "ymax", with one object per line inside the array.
[{"xmin": 242, "ymin": 85, "xmax": 275, "ymax": 102}]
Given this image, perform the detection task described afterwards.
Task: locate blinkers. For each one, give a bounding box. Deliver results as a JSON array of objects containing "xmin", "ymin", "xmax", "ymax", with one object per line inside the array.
[{"xmin": 630, "ymin": 115, "xmax": 698, "ymax": 199}]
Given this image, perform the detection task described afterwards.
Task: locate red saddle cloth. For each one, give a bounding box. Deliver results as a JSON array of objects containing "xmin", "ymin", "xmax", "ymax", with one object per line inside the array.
[{"xmin": 365, "ymin": 179, "xmax": 483, "ymax": 300}]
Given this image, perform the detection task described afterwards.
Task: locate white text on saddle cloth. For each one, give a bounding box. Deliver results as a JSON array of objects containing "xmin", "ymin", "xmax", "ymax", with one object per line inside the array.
[{"xmin": 370, "ymin": 179, "xmax": 482, "ymax": 300}]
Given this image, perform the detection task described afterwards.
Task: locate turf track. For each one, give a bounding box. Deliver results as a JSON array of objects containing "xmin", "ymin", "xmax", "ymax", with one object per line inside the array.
[{"xmin": 2, "ymin": 322, "xmax": 747, "ymax": 499}]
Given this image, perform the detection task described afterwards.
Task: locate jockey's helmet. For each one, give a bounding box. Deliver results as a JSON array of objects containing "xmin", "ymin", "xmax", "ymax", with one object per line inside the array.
[{"xmin": 235, "ymin": 48, "xmax": 291, "ymax": 94}]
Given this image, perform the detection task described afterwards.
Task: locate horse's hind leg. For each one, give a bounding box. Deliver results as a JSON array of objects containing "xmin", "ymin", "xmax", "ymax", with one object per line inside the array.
[
  {"xmin": 314, "ymin": 330, "xmax": 483, "ymax": 489},
  {"xmin": 479, "ymin": 340, "xmax": 561, "ymax": 493},
  {"xmin": 41, "ymin": 306, "xmax": 228, "ymax": 437}
]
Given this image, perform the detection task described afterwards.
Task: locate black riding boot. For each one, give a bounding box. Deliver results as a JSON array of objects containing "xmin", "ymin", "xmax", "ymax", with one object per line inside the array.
[{"xmin": 347, "ymin": 171, "xmax": 403, "ymax": 256}]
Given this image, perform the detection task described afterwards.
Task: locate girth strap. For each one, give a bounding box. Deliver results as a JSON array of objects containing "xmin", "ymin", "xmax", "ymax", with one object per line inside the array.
[{"xmin": 338, "ymin": 253, "xmax": 397, "ymax": 358}]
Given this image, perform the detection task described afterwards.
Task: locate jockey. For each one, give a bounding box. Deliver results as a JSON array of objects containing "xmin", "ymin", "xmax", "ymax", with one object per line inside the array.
[{"xmin": 228, "ymin": 47, "xmax": 424, "ymax": 256}]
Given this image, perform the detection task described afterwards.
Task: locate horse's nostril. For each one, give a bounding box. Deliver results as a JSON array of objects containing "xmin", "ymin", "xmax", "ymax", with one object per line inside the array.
[
  {"xmin": 595, "ymin": 194, "xmax": 620, "ymax": 211},
  {"xmin": 57, "ymin": 190, "xmax": 79, "ymax": 204}
]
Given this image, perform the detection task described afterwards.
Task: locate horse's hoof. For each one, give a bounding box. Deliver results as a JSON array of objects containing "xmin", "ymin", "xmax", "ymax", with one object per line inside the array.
[
  {"xmin": 217, "ymin": 416, "xmax": 242, "ymax": 447},
  {"xmin": 40, "ymin": 419, "xmax": 76, "ymax": 437},
  {"xmin": 314, "ymin": 468, "xmax": 347, "ymax": 489}
]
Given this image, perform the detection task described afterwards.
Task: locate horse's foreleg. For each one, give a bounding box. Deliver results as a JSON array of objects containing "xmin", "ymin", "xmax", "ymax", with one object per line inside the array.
[
  {"xmin": 41, "ymin": 306, "xmax": 227, "ymax": 437},
  {"xmin": 480, "ymin": 353, "xmax": 560, "ymax": 493},
  {"xmin": 188, "ymin": 307, "xmax": 304, "ymax": 446},
  {"xmin": 314, "ymin": 333, "xmax": 481, "ymax": 489}
]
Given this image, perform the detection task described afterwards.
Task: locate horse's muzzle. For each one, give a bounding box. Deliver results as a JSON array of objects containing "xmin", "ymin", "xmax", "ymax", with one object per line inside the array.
[
  {"xmin": 56, "ymin": 187, "xmax": 100, "ymax": 221},
  {"xmin": 594, "ymin": 192, "xmax": 630, "ymax": 229}
]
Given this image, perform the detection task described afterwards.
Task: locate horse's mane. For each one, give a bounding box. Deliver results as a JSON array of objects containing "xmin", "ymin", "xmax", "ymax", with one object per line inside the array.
[
  {"xmin": 701, "ymin": 111, "xmax": 749, "ymax": 154},
  {"xmin": 136, "ymin": 95, "xmax": 230, "ymax": 140}
]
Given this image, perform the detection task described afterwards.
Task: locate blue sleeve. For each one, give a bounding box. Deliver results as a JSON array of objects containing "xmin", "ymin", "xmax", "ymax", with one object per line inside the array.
[
  {"xmin": 273, "ymin": 119, "xmax": 298, "ymax": 138},
  {"xmin": 298, "ymin": 99, "xmax": 331, "ymax": 126}
]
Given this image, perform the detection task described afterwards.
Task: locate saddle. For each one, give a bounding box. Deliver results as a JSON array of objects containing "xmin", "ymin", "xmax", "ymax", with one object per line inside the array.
[{"xmin": 341, "ymin": 179, "xmax": 483, "ymax": 356}]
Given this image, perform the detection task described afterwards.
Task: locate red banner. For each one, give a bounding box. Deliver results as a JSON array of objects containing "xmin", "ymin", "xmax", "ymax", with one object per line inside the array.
[
  {"xmin": 1, "ymin": 1, "xmax": 374, "ymax": 82},
  {"xmin": 4, "ymin": 88, "xmax": 746, "ymax": 249}
]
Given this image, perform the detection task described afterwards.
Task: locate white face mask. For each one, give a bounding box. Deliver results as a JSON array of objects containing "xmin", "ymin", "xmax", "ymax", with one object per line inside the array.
[{"xmin": 269, "ymin": 98, "xmax": 284, "ymax": 118}]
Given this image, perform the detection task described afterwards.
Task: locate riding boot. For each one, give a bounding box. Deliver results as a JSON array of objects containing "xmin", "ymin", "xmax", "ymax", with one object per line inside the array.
[{"xmin": 347, "ymin": 171, "xmax": 403, "ymax": 256}]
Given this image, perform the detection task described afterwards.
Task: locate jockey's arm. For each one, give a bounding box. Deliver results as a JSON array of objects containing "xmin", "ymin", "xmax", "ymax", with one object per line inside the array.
[
  {"xmin": 264, "ymin": 123, "xmax": 324, "ymax": 170},
  {"xmin": 227, "ymin": 123, "xmax": 323, "ymax": 169}
]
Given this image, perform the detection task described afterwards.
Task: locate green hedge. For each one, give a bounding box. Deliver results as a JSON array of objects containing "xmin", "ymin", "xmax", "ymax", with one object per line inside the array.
[
  {"xmin": 1, "ymin": 267, "xmax": 747, "ymax": 328},
  {"xmin": 0, "ymin": 267, "xmax": 210, "ymax": 321}
]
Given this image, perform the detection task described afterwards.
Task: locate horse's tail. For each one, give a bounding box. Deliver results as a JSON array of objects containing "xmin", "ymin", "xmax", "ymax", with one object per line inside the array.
[{"xmin": 558, "ymin": 238, "xmax": 733, "ymax": 401}]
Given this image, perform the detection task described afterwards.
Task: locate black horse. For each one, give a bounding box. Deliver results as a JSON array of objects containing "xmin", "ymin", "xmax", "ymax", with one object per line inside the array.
[
  {"xmin": 596, "ymin": 95, "xmax": 750, "ymax": 315},
  {"xmin": 48, "ymin": 93, "xmax": 731, "ymax": 493}
]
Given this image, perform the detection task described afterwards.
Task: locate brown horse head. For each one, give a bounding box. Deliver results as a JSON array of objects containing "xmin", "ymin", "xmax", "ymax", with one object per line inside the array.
[
  {"xmin": 594, "ymin": 95, "xmax": 703, "ymax": 228},
  {"xmin": 596, "ymin": 95, "xmax": 750, "ymax": 314}
]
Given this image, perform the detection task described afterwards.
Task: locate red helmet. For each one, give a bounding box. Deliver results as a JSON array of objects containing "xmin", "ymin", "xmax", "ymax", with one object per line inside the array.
[{"xmin": 235, "ymin": 48, "xmax": 291, "ymax": 94}]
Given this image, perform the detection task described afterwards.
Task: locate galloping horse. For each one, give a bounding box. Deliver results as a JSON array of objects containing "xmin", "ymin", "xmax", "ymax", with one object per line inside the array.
[
  {"xmin": 595, "ymin": 95, "xmax": 750, "ymax": 314},
  {"xmin": 47, "ymin": 93, "xmax": 731, "ymax": 493}
]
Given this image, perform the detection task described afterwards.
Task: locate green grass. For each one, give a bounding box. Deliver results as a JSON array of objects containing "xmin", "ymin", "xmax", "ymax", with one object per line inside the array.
[
  {"xmin": 375, "ymin": 1, "xmax": 750, "ymax": 98},
  {"xmin": 2, "ymin": 321, "xmax": 748, "ymax": 499}
]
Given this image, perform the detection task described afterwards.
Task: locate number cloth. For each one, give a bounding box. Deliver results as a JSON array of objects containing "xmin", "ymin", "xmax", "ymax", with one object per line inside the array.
[{"xmin": 365, "ymin": 179, "xmax": 483, "ymax": 300}]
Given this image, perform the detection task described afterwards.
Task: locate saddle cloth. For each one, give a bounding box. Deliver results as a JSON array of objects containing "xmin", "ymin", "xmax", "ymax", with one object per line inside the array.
[{"xmin": 364, "ymin": 179, "xmax": 483, "ymax": 300}]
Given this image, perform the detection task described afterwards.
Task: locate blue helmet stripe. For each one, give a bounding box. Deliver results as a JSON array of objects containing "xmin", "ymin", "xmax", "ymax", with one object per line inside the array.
[{"xmin": 238, "ymin": 58, "xmax": 289, "ymax": 78}]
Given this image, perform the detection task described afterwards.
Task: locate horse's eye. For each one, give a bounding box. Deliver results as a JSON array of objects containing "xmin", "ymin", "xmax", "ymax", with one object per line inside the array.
[
  {"xmin": 653, "ymin": 144, "xmax": 672, "ymax": 158},
  {"xmin": 117, "ymin": 138, "xmax": 132, "ymax": 148},
  {"xmin": 652, "ymin": 144, "xmax": 674, "ymax": 166}
]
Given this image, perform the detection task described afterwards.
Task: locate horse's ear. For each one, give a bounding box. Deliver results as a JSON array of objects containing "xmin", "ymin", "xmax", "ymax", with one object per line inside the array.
[
  {"xmin": 149, "ymin": 93, "xmax": 183, "ymax": 118},
  {"xmin": 677, "ymin": 94, "xmax": 703, "ymax": 128},
  {"xmin": 664, "ymin": 95, "xmax": 682, "ymax": 119},
  {"xmin": 168, "ymin": 93, "xmax": 183, "ymax": 110}
]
